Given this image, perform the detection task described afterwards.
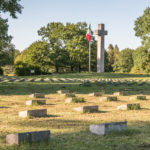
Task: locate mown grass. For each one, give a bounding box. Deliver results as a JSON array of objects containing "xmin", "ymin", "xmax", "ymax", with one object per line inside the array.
[
  {"xmin": 0, "ymin": 74, "xmax": 150, "ymax": 150},
  {"xmin": 2, "ymin": 72, "xmax": 150, "ymax": 79}
]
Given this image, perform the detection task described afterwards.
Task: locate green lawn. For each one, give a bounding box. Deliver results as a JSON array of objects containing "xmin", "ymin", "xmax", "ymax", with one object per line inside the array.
[
  {"xmin": 0, "ymin": 73, "xmax": 150, "ymax": 150},
  {"xmin": 2, "ymin": 72, "xmax": 150, "ymax": 79}
]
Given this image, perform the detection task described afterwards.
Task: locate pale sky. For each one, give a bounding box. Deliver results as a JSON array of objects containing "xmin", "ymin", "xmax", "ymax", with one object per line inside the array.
[{"xmin": 3, "ymin": 0, "xmax": 150, "ymax": 51}]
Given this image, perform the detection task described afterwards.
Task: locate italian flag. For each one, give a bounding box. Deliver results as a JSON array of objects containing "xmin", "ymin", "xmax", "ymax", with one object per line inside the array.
[{"xmin": 86, "ymin": 24, "xmax": 92, "ymax": 42}]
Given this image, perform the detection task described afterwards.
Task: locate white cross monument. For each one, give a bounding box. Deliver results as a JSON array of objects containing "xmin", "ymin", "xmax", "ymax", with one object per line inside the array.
[{"xmin": 95, "ymin": 24, "xmax": 108, "ymax": 73}]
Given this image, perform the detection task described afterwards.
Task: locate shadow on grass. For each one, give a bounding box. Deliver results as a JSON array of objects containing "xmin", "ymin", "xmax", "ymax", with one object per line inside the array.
[
  {"xmin": 0, "ymin": 106, "xmax": 10, "ymax": 108},
  {"xmin": 9, "ymin": 118, "xmax": 92, "ymax": 129},
  {"xmin": 2, "ymin": 121, "xmax": 150, "ymax": 150}
]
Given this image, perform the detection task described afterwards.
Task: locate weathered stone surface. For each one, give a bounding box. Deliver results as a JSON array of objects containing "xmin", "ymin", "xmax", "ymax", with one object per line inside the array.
[
  {"xmin": 129, "ymin": 95, "xmax": 146, "ymax": 100},
  {"xmin": 62, "ymin": 93, "xmax": 76, "ymax": 97},
  {"xmin": 29, "ymin": 93, "xmax": 45, "ymax": 98},
  {"xmin": 113, "ymin": 91, "xmax": 128, "ymax": 96},
  {"xmin": 95, "ymin": 24, "xmax": 108, "ymax": 73},
  {"xmin": 65, "ymin": 97, "xmax": 85, "ymax": 103},
  {"xmin": 6, "ymin": 130, "xmax": 50, "ymax": 145},
  {"xmin": 89, "ymin": 92, "xmax": 102, "ymax": 97},
  {"xmin": 117, "ymin": 103, "xmax": 140, "ymax": 110},
  {"xmin": 99, "ymin": 96, "xmax": 117, "ymax": 102},
  {"xmin": 81, "ymin": 81, "xmax": 91, "ymax": 87},
  {"xmin": 26, "ymin": 100, "xmax": 46, "ymax": 106},
  {"xmin": 74, "ymin": 105, "xmax": 98, "ymax": 113},
  {"xmin": 90, "ymin": 121, "xmax": 127, "ymax": 135},
  {"xmin": 19, "ymin": 109, "xmax": 47, "ymax": 118},
  {"xmin": 57, "ymin": 90, "xmax": 70, "ymax": 94},
  {"xmin": 65, "ymin": 98, "xmax": 73, "ymax": 103}
]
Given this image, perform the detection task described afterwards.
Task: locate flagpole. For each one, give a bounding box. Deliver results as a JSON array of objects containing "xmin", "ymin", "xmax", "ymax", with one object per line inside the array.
[{"xmin": 89, "ymin": 42, "xmax": 91, "ymax": 72}]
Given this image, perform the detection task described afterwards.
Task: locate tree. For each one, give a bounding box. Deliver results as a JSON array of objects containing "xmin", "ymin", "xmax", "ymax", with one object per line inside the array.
[
  {"xmin": 113, "ymin": 44, "xmax": 120, "ymax": 62},
  {"xmin": 90, "ymin": 40, "xmax": 97, "ymax": 72},
  {"xmin": 113, "ymin": 48, "xmax": 133, "ymax": 73},
  {"xmin": 132, "ymin": 46, "xmax": 150, "ymax": 73},
  {"xmin": 63, "ymin": 22, "xmax": 89, "ymax": 72},
  {"xmin": 38, "ymin": 22, "xmax": 89, "ymax": 72},
  {"xmin": 38, "ymin": 22, "xmax": 69, "ymax": 73},
  {"xmin": 0, "ymin": 0, "xmax": 23, "ymax": 68},
  {"xmin": 134, "ymin": 7, "xmax": 150, "ymax": 47},
  {"xmin": 107, "ymin": 44, "xmax": 114, "ymax": 71},
  {"xmin": 107, "ymin": 44, "xmax": 120, "ymax": 72},
  {"xmin": 22, "ymin": 41, "xmax": 51, "ymax": 73},
  {"xmin": 0, "ymin": 0, "xmax": 23, "ymax": 50}
]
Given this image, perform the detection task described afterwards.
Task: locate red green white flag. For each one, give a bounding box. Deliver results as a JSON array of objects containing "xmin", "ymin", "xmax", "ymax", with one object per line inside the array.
[{"xmin": 86, "ymin": 24, "xmax": 92, "ymax": 42}]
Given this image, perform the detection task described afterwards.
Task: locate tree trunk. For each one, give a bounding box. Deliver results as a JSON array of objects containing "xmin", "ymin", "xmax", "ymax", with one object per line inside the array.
[
  {"xmin": 56, "ymin": 66, "xmax": 59, "ymax": 73},
  {"xmin": 70, "ymin": 66, "xmax": 74, "ymax": 72},
  {"xmin": 78, "ymin": 65, "xmax": 81, "ymax": 72}
]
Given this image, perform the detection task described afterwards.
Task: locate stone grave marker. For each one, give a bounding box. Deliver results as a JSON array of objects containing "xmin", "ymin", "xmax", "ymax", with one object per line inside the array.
[
  {"xmin": 6, "ymin": 130, "xmax": 50, "ymax": 145},
  {"xmin": 117, "ymin": 103, "xmax": 140, "ymax": 110},
  {"xmin": 129, "ymin": 95, "xmax": 146, "ymax": 100},
  {"xmin": 65, "ymin": 97, "xmax": 85, "ymax": 103},
  {"xmin": 113, "ymin": 91, "xmax": 128, "ymax": 96},
  {"xmin": 26, "ymin": 100, "xmax": 46, "ymax": 106},
  {"xmin": 61, "ymin": 93, "xmax": 76, "ymax": 97},
  {"xmin": 28, "ymin": 78, "xmax": 35, "ymax": 82},
  {"xmin": 57, "ymin": 90, "xmax": 70, "ymax": 94},
  {"xmin": 18, "ymin": 78, "xmax": 25, "ymax": 82},
  {"xmin": 39, "ymin": 78, "xmax": 45, "ymax": 82},
  {"xmin": 29, "ymin": 93, "xmax": 45, "ymax": 98},
  {"xmin": 19, "ymin": 109, "xmax": 47, "ymax": 118},
  {"xmin": 90, "ymin": 121, "xmax": 127, "ymax": 135},
  {"xmin": 74, "ymin": 105, "xmax": 98, "ymax": 113},
  {"xmin": 89, "ymin": 92, "xmax": 102, "ymax": 97},
  {"xmin": 100, "ymin": 96, "xmax": 117, "ymax": 102}
]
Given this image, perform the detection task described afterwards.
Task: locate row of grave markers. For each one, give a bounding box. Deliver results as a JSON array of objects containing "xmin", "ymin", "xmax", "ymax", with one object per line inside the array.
[
  {"xmin": 0, "ymin": 77, "xmax": 150, "ymax": 83},
  {"xmin": 6, "ymin": 90, "xmax": 148, "ymax": 145}
]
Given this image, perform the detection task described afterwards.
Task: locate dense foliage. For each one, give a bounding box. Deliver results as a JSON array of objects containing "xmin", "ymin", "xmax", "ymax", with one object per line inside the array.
[
  {"xmin": 14, "ymin": 61, "xmax": 41, "ymax": 76},
  {"xmin": 1, "ymin": 6, "xmax": 149, "ymax": 75},
  {"xmin": 134, "ymin": 7, "xmax": 150, "ymax": 47},
  {"xmin": 132, "ymin": 47, "xmax": 150, "ymax": 73},
  {"xmin": 0, "ymin": 67, "xmax": 3, "ymax": 75},
  {"xmin": 113, "ymin": 48, "xmax": 133, "ymax": 73},
  {"xmin": 0, "ymin": 0, "xmax": 22, "ymax": 69}
]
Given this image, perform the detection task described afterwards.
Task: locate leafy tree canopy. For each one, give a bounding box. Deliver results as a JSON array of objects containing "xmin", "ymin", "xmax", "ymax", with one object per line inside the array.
[
  {"xmin": 0, "ymin": 0, "xmax": 23, "ymax": 51},
  {"xmin": 134, "ymin": 7, "xmax": 150, "ymax": 47},
  {"xmin": 113, "ymin": 48, "xmax": 133, "ymax": 73}
]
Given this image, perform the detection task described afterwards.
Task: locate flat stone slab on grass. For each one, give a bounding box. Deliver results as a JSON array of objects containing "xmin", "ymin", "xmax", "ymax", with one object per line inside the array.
[
  {"xmin": 62, "ymin": 93, "xmax": 76, "ymax": 97},
  {"xmin": 100, "ymin": 96, "xmax": 117, "ymax": 102},
  {"xmin": 29, "ymin": 93, "xmax": 45, "ymax": 98},
  {"xmin": 89, "ymin": 92, "xmax": 102, "ymax": 97},
  {"xmin": 26, "ymin": 100, "xmax": 46, "ymax": 106},
  {"xmin": 65, "ymin": 97, "xmax": 85, "ymax": 103},
  {"xmin": 57, "ymin": 90, "xmax": 70, "ymax": 94},
  {"xmin": 113, "ymin": 91, "xmax": 128, "ymax": 96},
  {"xmin": 90, "ymin": 121, "xmax": 127, "ymax": 136},
  {"xmin": 117, "ymin": 103, "xmax": 140, "ymax": 110},
  {"xmin": 19, "ymin": 109, "xmax": 47, "ymax": 118},
  {"xmin": 74, "ymin": 105, "xmax": 98, "ymax": 113},
  {"xmin": 6, "ymin": 130, "xmax": 50, "ymax": 145},
  {"xmin": 129, "ymin": 95, "xmax": 146, "ymax": 100}
]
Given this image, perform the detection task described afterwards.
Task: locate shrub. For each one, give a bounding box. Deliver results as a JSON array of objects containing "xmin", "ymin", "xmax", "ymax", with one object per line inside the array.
[
  {"xmin": 0, "ymin": 67, "xmax": 3, "ymax": 75},
  {"xmin": 14, "ymin": 61, "xmax": 41, "ymax": 76}
]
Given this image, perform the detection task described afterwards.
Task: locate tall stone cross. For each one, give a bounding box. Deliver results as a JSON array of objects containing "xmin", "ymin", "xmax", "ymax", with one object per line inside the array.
[{"xmin": 95, "ymin": 24, "xmax": 108, "ymax": 73}]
